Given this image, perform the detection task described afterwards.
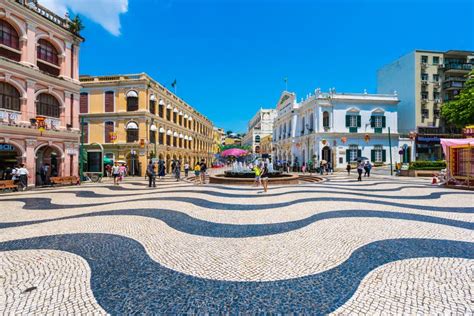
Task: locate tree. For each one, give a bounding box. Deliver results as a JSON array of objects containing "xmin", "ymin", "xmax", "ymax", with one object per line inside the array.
[
  {"xmin": 226, "ymin": 130, "xmax": 233, "ymax": 136},
  {"xmin": 441, "ymin": 70, "xmax": 474, "ymax": 127},
  {"xmin": 69, "ymin": 15, "xmax": 85, "ymax": 35}
]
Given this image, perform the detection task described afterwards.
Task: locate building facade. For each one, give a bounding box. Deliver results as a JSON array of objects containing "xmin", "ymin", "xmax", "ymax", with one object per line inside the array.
[
  {"xmin": 0, "ymin": 0, "xmax": 83, "ymax": 185},
  {"xmin": 377, "ymin": 49, "xmax": 473, "ymax": 161},
  {"xmin": 79, "ymin": 73, "xmax": 214, "ymax": 176},
  {"xmin": 273, "ymin": 90, "xmax": 400, "ymax": 169},
  {"xmin": 259, "ymin": 134, "xmax": 272, "ymax": 159},
  {"xmin": 212, "ymin": 127, "xmax": 225, "ymax": 154},
  {"xmin": 241, "ymin": 108, "xmax": 277, "ymax": 155}
]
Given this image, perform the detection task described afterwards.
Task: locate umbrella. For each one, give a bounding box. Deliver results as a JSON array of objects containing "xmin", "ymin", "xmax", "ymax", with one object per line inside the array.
[{"xmin": 220, "ymin": 148, "xmax": 248, "ymax": 157}]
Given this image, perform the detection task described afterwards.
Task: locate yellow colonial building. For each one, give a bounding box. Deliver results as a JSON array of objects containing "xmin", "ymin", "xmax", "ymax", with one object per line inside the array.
[
  {"xmin": 79, "ymin": 73, "xmax": 214, "ymax": 176},
  {"xmin": 212, "ymin": 127, "xmax": 225, "ymax": 154},
  {"xmin": 260, "ymin": 135, "xmax": 273, "ymax": 159}
]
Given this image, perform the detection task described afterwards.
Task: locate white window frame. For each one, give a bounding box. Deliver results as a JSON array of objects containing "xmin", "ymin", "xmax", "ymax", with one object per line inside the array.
[
  {"xmin": 374, "ymin": 145, "xmax": 383, "ymax": 163},
  {"xmin": 349, "ymin": 115, "xmax": 358, "ymax": 128},
  {"xmin": 349, "ymin": 144, "xmax": 358, "ymax": 162}
]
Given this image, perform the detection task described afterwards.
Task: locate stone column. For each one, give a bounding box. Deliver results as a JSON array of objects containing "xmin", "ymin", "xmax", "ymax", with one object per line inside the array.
[{"xmin": 25, "ymin": 139, "xmax": 37, "ymax": 187}]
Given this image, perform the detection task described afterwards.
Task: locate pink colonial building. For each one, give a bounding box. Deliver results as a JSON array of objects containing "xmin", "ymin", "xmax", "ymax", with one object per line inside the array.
[{"xmin": 0, "ymin": 0, "xmax": 83, "ymax": 186}]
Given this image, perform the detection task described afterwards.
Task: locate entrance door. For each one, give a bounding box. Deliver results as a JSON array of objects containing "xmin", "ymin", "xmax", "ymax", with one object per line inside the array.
[
  {"xmin": 0, "ymin": 143, "xmax": 21, "ymax": 180},
  {"xmin": 322, "ymin": 146, "xmax": 332, "ymax": 163},
  {"xmin": 36, "ymin": 146, "xmax": 62, "ymax": 186}
]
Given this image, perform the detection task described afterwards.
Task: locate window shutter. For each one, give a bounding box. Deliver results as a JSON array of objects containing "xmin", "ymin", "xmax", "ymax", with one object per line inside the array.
[
  {"xmin": 80, "ymin": 93, "xmax": 88, "ymax": 113},
  {"xmin": 382, "ymin": 149, "xmax": 387, "ymax": 162},
  {"xmin": 105, "ymin": 92, "xmax": 114, "ymax": 112},
  {"xmin": 357, "ymin": 149, "xmax": 361, "ymax": 158},
  {"xmin": 382, "ymin": 116, "xmax": 386, "ymax": 128},
  {"xmin": 370, "ymin": 116, "xmax": 375, "ymax": 128},
  {"xmin": 345, "ymin": 115, "xmax": 350, "ymax": 127},
  {"xmin": 357, "ymin": 115, "xmax": 361, "ymax": 127},
  {"xmin": 104, "ymin": 122, "xmax": 114, "ymax": 143},
  {"xmin": 371, "ymin": 150, "xmax": 375, "ymax": 162},
  {"xmin": 346, "ymin": 151, "xmax": 350, "ymax": 163}
]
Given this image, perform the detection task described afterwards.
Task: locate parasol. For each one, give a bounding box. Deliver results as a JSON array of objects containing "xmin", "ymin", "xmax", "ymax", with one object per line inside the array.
[{"xmin": 220, "ymin": 148, "xmax": 248, "ymax": 157}]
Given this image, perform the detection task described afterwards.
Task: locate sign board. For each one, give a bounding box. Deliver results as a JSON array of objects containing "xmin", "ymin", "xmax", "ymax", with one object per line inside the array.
[
  {"xmin": 401, "ymin": 164, "xmax": 409, "ymax": 170},
  {"xmin": 66, "ymin": 148, "xmax": 78, "ymax": 155},
  {"xmin": 0, "ymin": 144, "xmax": 15, "ymax": 151}
]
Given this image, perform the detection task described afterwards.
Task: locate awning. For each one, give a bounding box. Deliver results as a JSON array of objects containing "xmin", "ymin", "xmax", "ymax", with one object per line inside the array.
[
  {"xmin": 126, "ymin": 90, "xmax": 138, "ymax": 98},
  {"xmin": 126, "ymin": 121, "xmax": 139, "ymax": 130}
]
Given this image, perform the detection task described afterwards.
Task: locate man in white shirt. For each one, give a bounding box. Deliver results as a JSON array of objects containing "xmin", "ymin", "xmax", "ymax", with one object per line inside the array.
[{"xmin": 17, "ymin": 164, "xmax": 29, "ymax": 190}]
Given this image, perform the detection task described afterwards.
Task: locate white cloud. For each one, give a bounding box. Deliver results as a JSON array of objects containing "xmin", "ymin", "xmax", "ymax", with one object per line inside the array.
[{"xmin": 39, "ymin": 0, "xmax": 128, "ymax": 36}]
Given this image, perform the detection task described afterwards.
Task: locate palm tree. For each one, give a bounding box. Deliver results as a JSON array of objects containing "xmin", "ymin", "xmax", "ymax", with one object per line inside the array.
[{"xmin": 69, "ymin": 15, "xmax": 84, "ymax": 35}]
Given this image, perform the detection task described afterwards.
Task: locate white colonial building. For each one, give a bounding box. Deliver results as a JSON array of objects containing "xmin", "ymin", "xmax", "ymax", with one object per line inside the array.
[
  {"xmin": 241, "ymin": 108, "xmax": 277, "ymax": 154},
  {"xmin": 273, "ymin": 89, "xmax": 400, "ymax": 169}
]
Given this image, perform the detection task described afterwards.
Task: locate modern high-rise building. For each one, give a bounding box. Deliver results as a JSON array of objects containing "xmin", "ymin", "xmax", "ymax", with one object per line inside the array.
[
  {"xmin": 0, "ymin": 0, "xmax": 83, "ymax": 186},
  {"xmin": 79, "ymin": 73, "xmax": 214, "ymax": 176},
  {"xmin": 241, "ymin": 108, "xmax": 277, "ymax": 155},
  {"xmin": 377, "ymin": 49, "xmax": 473, "ymax": 160}
]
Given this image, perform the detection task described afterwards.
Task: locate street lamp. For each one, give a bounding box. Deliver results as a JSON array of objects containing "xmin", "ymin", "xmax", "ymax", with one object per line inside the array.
[{"xmin": 131, "ymin": 148, "xmax": 136, "ymax": 176}]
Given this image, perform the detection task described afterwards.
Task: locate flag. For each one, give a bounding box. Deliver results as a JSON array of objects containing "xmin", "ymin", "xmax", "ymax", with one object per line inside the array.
[{"xmin": 171, "ymin": 79, "xmax": 177, "ymax": 88}]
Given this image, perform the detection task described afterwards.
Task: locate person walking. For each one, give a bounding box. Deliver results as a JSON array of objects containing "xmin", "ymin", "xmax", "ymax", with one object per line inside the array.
[
  {"xmin": 184, "ymin": 161, "xmax": 190, "ymax": 177},
  {"xmin": 261, "ymin": 163, "xmax": 269, "ymax": 193},
  {"xmin": 364, "ymin": 161, "xmax": 372, "ymax": 177},
  {"xmin": 357, "ymin": 161, "xmax": 364, "ymax": 181},
  {"xmin": 173, "ymin": 160, "xmax": 181, "ymax": 181},
  {"xmin": 17, "ymin": 164, "xmax": 29, "ymax": 191},
  {"xmin": 346, "ymin": 163, "xmax": 352, "ymax": 175},
  {"xmin": 328, "ymin": 161, "xmax": 333, "ymax": 174},
  {"xmin": 253, "ymin": 164, "xmax": 262, "ymax": 187},
  {"xmin": 199, "ymin": 159, "xmax": 207, "ymax": 184},
  {"xmin": 194, "ymin": 162, "xmax": 201, "ymax": 184},
  {"xmin": 158, "ymin": 160, "xmax": 165, "ymax": 181},
  {"xmin": 147, "ymin": 161, "xmax": 156, "ymax": 187},
  {"xmin": 118, "ymin": 163, "xmax": 127, "ymax": 183},
  {"xmin": 112, "ymin": 162, "xmax": 120, "ymax": 185}
]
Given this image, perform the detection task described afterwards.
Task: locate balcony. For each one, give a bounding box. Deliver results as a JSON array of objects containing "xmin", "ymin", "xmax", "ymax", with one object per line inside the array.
[
  {"xmin": 443, "ymin": 80, "xmax": 465, "ymax": 90},
  {"xmin": 443, "ymin": 63, "xmax": 473, "ymax": 72}
]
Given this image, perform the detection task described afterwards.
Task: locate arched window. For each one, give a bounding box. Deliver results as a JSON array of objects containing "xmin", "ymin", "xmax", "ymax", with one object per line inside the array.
[
  {"xmin": 36, "ymin": 93, "xmax": 60, "ymax": 118},
  {"xmin": 126, "ymin": 90, "xmax": 139, "ymax": 111},
  {"xmin": 0, "ymin": 82, "xmax": 21, "ymax": 112},
  {"xmin": 301, "ymin": 117, "xmax": 305, "ymax": 135},
  {"xmin": 149, "ymin": 95, "xmax": 156, "ymax": 114},
  {"xmin": 37, "ymin": 39, "xmax": 59, "ymax": 65},
  {"xmin": 126, "ymin": 121, "xmax": 139, "ymax": 143},
  {"xmin": 323, "ymin": 111, "xmax": 329, "ymax": 128},
  {"xmin": 0, "ymin": 20, "xmax": 20, "ymax": 49},
  {"xmin": 255, "ymin": 135, "xmax": 261, "ymax": 143},
  {"xmin": 0, "ymin": 20, "xmax": 21, "ymax": 62}
]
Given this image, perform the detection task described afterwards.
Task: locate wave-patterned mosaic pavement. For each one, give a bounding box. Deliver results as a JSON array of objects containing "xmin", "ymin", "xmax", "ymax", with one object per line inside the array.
[{"xmin": 0, "ymin": 175, "xmax": 473, "ymax": 314}]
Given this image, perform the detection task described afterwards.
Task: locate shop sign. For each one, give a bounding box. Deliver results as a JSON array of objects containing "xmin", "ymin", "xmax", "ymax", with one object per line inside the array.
[
  {"xmin": 463, "ymin": 127, "xmax": 474, "ymax": 137},
  {"xmin": 0, "ymin": 144, "xmax": 15, "ymax": 151},
  {"xmin": 66, "ymin": 148, "xmax": 78, "ymax": 155},
  {"xmin": 416, "ymin": 136, "xmax": 440, "ymax": 143}
]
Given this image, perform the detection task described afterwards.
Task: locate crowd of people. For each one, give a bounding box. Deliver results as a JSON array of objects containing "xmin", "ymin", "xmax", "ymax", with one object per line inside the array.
[
  {"xmin": 0, "ymin": 164, "xmax": 30, "ymax": 191},
  {"xmin": 144, "ymin": 159, "xmax": 208, "ymax": 187}
]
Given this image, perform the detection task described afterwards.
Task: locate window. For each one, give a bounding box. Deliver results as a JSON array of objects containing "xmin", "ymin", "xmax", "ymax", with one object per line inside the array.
[
  {"xmin": 159, "ymin": 131, "xmax": 164, "ymax": 145},
  {"xmin": 421, "ymin": 73, "xmax": 428, "ymax": 81},
  {"xmin": 347, "ymin": 145, "xmax": 360, "ymax": 163},
  {"xmin": 371, "ymin": 145, "xmax": 385, "ymax": 163},
  {"xmin": 166, "ymin": 108, "xmax": 171, "ymax": 121},
  {"xmin": 37, "ymin": 39, "xmax": 59, "ymax": 65},
  {"xmin": 159, "ymin": 101, "xmax": 164, "ymax": 118},
  {"xmin": 323, "ymin": 111, "xmax": 330, "ymax": 128},
  {"xmin": 421, "ymin": 91, "xmax": 428, "ymax": 100},
  {"xmin": 421, "ymin": 55, "xmax": 428, "ymax": 63},
  {"xmin": 104, "ymin": 91, "xmax": 114, "ymax": 112},
  {"xmin": 301, "ymin": 117, "xmax": 305, "ymax": 135},
  {"xmin": 149, "ymin": 99, "xmax": 156, "ymax": 115},
  {"xmin": 433, "ymin": 109, "xmax": 440, "ymax": 118},
  {"xmin": 104, "ymin": 121, "xmax": 114, "ymax": 143},
  {"xmin": 433, "ymin": 91, "xmax": 440, "ymax": 100},
  {"xmin": 370, "ymin": 115, "xmax": 386, "ymax": 133},
  {"xmin": 433, "ymin": 74, "xmax": 439, "ymax": 82},
  {"xmin": 433, "ymin": 56, "xmax": 440, "ymax": 65},
  {"xmin": 126, "ymin": 91, "xmax": 138, "ymax": 111},
  {"xmin": 345, "ymin": 114, "xmax": 361, "ymax": 133},
  {"xmin": 0, "ymin": 20, "xmax": 20, "ymax": 50},
  {"xmin": 37, "ymin": 93, "xmax": 60, "ymax": 118},
  {"xmin": 126, "ymin": 122, "xmax": 139, "ymax": 143},
  {"xmin": 173, "ymin": 110, "xmax": 177, "ymax": 124},
  {"xmin": 79, "ymin": 92, "xmax": 88, "ymax": 113},
  {"xmin": 0, "ymin": 82, "xmax": 21, "ymax": 112},
  {"xmin": 179, "ymin": 137, "xmax": 183, "ymax": 148},
  {"xmin": 283, "ymin": 124, "xmax": 286, "ymax": 139},
  {"xmin": 421, "ymin": 108, "xmax": 429, "ymax": 118},
  {"xmin": 150, "ymin": 130, "xmax": 156, "ymax": 144},
  {"xmin": 255, "ymin": 135, "xmax": 261, "ymax": 143}
]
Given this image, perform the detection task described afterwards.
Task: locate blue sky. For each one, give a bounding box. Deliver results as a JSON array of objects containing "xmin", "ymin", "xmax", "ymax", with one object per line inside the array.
[{"xmin": 46, "ymin": 0, "xmax": 473, "ymax": 132}]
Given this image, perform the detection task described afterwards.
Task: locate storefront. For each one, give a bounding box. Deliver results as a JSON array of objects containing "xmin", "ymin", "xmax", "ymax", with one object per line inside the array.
[
  {"xmin": 416, "ymin": 136, "xmax": 443, "ymax": 161},
  {"xmin": 0, "ymin": 143, "xmax": 22, "ymax": 180}
]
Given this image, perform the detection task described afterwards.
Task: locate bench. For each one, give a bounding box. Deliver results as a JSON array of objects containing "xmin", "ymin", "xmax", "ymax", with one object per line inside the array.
[
  {"xmin": 50, "ymin": 176, "xmax": 80, "ymax": 186},
  {"xmin": 0, "ymin": 180, "xmax": 18, "ymax": 192}
]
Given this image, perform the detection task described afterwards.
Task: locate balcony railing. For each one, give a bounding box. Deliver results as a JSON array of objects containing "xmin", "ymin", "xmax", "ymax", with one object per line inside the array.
[
  {"xmin": 444, "ymin": 63, "xmax": 473, "ymax": 71},
  {"xmin": 443, "ymin": 80, "xmax": 464, "ymax": 89},
  {"xmin": 15, "ymin": 0, "xmax": 72, "ymax": 31}
]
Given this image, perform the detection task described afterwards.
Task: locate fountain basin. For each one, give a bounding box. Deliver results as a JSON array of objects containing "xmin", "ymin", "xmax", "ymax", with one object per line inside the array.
[{"xmin": 209, "ymin": 173, "xmax": 299, "ymax": 185}]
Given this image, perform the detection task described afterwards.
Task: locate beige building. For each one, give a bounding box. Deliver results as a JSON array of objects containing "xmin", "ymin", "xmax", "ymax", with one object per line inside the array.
[
  {"xmin": 259, "ymin": 135, "xmax": 273, "ymax": 159},
  {"xmin": 79, "ymin": 73, "xmax": 214, "ymax": 175},
  {"xmin": 378, "ymin": 49, "xmax": 473, "ymax": 160}
]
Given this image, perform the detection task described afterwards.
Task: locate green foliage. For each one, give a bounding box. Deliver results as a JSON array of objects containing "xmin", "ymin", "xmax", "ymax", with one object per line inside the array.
[
  {"xmin": 226, "ymin": 130, "xmax": 233, "ymax": 136},
  {"xmin": 408, "ymin": 160, "xmax": 446, "ymax": 170},
  {"xmin": 441, "ymin": 70, "xmax": 474, "ymax": 127},
  {"xmin": 69, "ymin": 15, "xmax": 85, "ymax": 35}
]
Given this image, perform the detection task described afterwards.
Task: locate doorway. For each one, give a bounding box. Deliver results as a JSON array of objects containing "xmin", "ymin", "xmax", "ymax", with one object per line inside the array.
[
  {"xmin": 0, "ymin": 143, "xmax": 21, "ymax": 180},
  {"xmin": 322, "ymin": 146, "xmax": 332, "ymax": 163},
  {"xmin": 36, "ymin": 146, "xmax": 61, "ymax": 186}
]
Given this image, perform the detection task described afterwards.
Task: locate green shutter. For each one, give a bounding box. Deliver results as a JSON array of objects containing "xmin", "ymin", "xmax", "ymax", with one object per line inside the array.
[
  {"xmin": 357, "ymin": 115, "xmax": 361, "ymax": 127},
  {"xmin": 382, "ymin": 149, "xmax": 387, "ymax": 162},
  {"xmin": 345, "ymin": 115, "xmax": 350, "ymax": 127},
  {"xmin": 370, "ymin": 116, "xmax": 375, "ymax": 128},
  {"xmin": 382, "ymin": 116, "xmax": 386, "ymax": 128},
  {"xmin": 346, "ymin": 151, "xmax": 350, "ymax": 162},
  {"xmin": 371, "ymin": 150, "xmax": 375, "ymax": 162},
  {"xmin": 349, "ymin": 127, "xmax": 358, "ymax": 133},
  {"xmin": 357, "ymin": 149, "xmax": 362, "ymax": 158}
]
